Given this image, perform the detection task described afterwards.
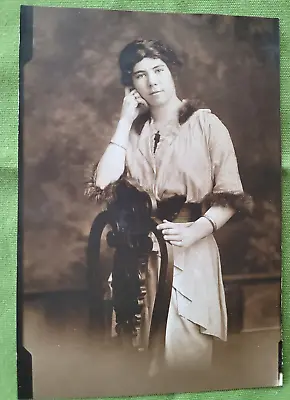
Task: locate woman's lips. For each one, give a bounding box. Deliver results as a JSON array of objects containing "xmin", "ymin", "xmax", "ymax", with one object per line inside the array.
[{"xmin": 150, "ymin": 90, "xmax": 162, "ymax": 95}]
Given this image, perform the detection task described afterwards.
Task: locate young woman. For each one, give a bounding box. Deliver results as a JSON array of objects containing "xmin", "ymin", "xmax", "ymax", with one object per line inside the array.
[{"xmin": 86, "ymin": 39, "xmax": 253, "ymax": 375}]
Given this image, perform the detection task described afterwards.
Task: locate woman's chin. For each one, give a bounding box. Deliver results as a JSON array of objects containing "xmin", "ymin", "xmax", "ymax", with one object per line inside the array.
[{"xmin": 148, "ymin": 94, "xmax": 169, "ymax": 107}]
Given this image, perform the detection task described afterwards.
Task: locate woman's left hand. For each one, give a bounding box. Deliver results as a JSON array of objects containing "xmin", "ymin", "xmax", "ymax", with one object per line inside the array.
[{"xmin": 156, "ymin": 219, "xmax": 197, "ymax": 248}]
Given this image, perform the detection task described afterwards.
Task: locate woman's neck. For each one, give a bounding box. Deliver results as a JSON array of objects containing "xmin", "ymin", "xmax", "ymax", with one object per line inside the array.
[{"xmin": 150, "ymin": 95, "xmax": 183, "ymax": 126}]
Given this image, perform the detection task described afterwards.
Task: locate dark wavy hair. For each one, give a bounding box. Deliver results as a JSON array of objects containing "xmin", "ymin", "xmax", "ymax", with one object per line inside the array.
[{"xmin": 118, "ymin": 39, "xmax": 183, "ymax": 87}]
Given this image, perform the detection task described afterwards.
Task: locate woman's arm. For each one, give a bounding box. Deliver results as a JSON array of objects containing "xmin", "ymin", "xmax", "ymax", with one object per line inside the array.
[
  {"xmin": 95, "ymin": 88, "xmax": 147, "ymax": 189},
  {"xmin": 95, "ymin": 117, "xmax": 132, "ymax": 189},
  {"xmin": 158, "ymin": 112, "xmax": 253, "ymax": 247},
  {"xmin": 189, "ymin": 205, "xmax": 235, "ymax": 241},
  {"xmin": 157, "ymin": 205, "xmax": 235, "ymax": 247}
]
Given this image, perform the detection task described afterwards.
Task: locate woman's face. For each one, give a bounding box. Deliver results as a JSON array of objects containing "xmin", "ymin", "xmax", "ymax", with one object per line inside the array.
[{"xmin": 132, "ymin": 57, "xmax": 177, "ymax": 107}]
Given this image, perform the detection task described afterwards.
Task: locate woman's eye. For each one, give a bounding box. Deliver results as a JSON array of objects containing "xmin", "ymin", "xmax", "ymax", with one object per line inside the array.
[
  {"xmin": 136, "ymin": 73, "xmax": 145, "ymax": 79},
  {"xmin": 155, "ymin": 68, "xmax": 164, "ymax": 73}
]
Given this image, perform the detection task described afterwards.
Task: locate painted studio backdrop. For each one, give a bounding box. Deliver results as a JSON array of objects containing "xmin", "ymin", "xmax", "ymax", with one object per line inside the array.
[{"xmin": 20, "ymin": 6, "xmax": 281, "ymax": 398}]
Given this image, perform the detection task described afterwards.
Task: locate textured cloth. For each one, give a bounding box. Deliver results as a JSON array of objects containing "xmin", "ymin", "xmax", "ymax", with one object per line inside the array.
[
  {"xmin": 126, "ymin": 107, "xmax": 244, "ymax": 202},
  {"xmin": 0, "ymin": 2, "xmax": 288, "ymax": 400},
  {"xmin": 126, "ymin": 106, "xmax": 242, "ymax": 341}
]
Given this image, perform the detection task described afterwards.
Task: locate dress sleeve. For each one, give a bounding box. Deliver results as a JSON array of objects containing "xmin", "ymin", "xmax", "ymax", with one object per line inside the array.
[
  {"xmin": 84, "ymin": 126, "xmax": 152, "ymax": 204},
  {"xmin": 203, "ymin": 112, "xmax": 254, "ymax": 215}
]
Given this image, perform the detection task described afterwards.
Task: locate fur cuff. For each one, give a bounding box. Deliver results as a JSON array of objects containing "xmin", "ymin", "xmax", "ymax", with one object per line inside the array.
[
  {"xmin": 84, "ymin": 163, "xmax": 116, "ymax": 203},
  {"xmin": 84, "ymin": 164, "xmax": 154, "ymax": 205},
  {"xmin": 202, "ymin": 191, "xmax": 254, "ymax": 216}
]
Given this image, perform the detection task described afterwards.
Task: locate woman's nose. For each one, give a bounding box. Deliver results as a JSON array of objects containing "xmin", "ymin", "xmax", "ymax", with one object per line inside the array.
[{"xmin": 147, "ymin": 72, "xmax": 158, "ymax": 87}]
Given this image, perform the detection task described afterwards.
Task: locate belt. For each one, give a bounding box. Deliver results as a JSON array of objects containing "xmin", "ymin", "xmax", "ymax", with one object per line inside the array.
[{"xmin": 156, "ymin": 196, "xmax": 202, "ymax": 223}]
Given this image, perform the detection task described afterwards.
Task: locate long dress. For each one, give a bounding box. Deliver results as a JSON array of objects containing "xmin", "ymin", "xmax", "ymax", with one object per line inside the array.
[
  {"xmin": 123, "ymin": 100, "xmax": 252, "ymax": 371},
  {"xmin": 86, "ymin": 99, "xmax": 253, "ymax": 373}
]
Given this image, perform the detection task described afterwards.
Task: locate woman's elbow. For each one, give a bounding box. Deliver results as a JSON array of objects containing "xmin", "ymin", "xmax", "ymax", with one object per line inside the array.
[{"xmin": 95, "ymin": 171, "xmax": 123, "ymax": 190}]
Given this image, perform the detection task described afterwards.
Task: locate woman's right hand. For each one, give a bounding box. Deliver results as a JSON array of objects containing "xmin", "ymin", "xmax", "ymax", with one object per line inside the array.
[{"xmin": 120, "ymin": 87, "xmax": 148, "ymax": 124}]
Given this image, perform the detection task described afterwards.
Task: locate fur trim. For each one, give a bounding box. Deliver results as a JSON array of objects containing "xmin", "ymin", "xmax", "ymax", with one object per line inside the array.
[
  {"xmin": 84, "ymin": 98, "xmax": 208, "ymax": 205},
  {"xmin": 84, "ymin": 164, "xmax": 156, "ymax": 207},
  {"xmin": 179, "ymin": 98, "xmax": 207, "ymax": 125},
  {"xmin": 84, "ymin": 162, "xmax": 118, "ymax": 203},
  {"xmin": 202, "ymin": 191, "xmax": 254, "ymax": 216},
  {"xmin": 132, "ymin": 98, "xmax": 206, "ymax": 134}
]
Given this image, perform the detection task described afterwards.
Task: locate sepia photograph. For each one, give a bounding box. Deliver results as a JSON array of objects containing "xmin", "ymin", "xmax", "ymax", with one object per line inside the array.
[{"xmin": 17, "ymin": 5, "xmax": 281, "ymax": 399}]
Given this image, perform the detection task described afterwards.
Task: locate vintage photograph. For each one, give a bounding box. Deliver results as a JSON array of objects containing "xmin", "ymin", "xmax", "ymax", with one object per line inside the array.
[{"xmin": 18, "ymin": 5, "xmax": 281, "ymax": 399}]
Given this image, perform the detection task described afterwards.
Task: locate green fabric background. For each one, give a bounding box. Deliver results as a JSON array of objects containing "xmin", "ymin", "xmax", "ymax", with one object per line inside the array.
[{"xmin": 0, "ymin": 0, "xmax": 289, "ymax": 399}]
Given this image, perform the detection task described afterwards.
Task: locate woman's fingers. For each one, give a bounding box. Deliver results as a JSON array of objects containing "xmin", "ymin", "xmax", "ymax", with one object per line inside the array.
[
  {"xmin": 137, "ymin": 98, "xmax": 148, "ymax": 107},
  {"xmin": 121, "ymin": 88, "xmax": 142, "ymax": 122},
  {"xmin": 162, "ymin": 228, "xmax": 179, "ymax": 235},
  {"xmin": 131, "ymin": 91, "xmax": 148, "ymax": 107},
  {"xmin": 157, "ymin": 220, "xmax": 174, "ymax": 230},
  {"xmin": 124, "ymin": 87, "xmax": 132, "ymax": 96},
  {"xmin": 128, "ymin": 89, "xmax": 140, "ymax": 100},
  {"xmin": 124, "ymin": 87, "xmax": 136, "ymax": 100},
  {"xmin": 164, "ymin": 234, "xmax": 181, "ymax": 241},
  {"xmin": 169, "ymin": 240, "xmax": 183, "ymax": 247},
  {"xmin": 124, "ymin": 89, "xmax": 147, "ymax": 108},
  {"xmin": 161, "ymin": 226, "xmax": 174, "ymax": 233}
]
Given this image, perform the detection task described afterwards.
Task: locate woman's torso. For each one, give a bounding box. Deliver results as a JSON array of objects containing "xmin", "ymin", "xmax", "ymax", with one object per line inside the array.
[{"xmin": 125, "ymin": 107, "xmax": 214, "ymax": 203}]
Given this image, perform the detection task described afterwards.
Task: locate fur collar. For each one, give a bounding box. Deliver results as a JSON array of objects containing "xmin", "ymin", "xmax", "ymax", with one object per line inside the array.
[
  {"xmin": 178, "ymin": 98, "xmax": 207, "ymax": 124},
  {"xmin": 133, "ymin": 98, "xmax": 207, "ymax": 134}
]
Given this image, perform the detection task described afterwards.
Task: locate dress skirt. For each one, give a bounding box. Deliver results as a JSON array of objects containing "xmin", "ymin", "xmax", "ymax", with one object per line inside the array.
[
  {"xmin": 165, "ymin": 288, "xmax": 213, "ymax": 371},
  {"xmin": 142, "ymin": 249, "xmax": 213, "ymax": 374}
]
